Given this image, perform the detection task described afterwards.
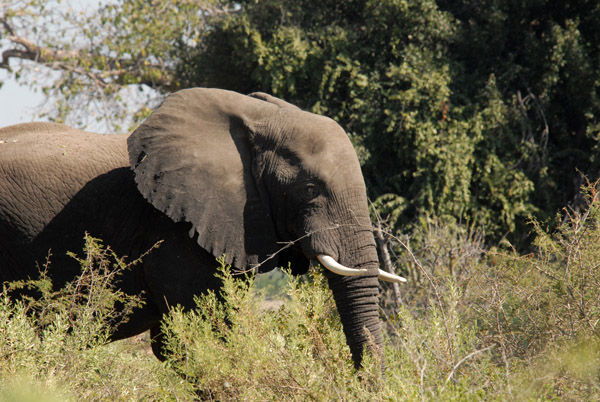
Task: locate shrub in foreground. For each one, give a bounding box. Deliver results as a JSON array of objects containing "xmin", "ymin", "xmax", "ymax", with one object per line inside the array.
[
  {"xmin": 463, "ymin": 185, "xmax": 600, "ymax": 399},
  {"xmin": 0, "ymin": 233, "xmax": 500, "ymax": 401},
  {"xmin": 161, "ymin": 262, "xmax": 507, "ymax": 401},
  {"xmin": 0, "ymin": 234, "xmax": 186, "ymax": 401},
  {"xmin": 5, "ymin": 207, "xmax": 600, "ymax": 401},
  {"xmin": 162, "ymin": 266, "xmax": 384, "ymax": 401}
]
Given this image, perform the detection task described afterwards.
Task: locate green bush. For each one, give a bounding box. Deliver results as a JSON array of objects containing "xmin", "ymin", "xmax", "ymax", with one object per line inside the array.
[
  {"xmin": 159, "ymin": 261, "xmax": 510, "ymax": 401},
  {"xmin": 4, "ymin": 210, "xmax": 600, "ymax": 400},
  {"xmin": 0, "ymin": 234, "xmax": 185, "ymax": 402},
  {"xmin": 377, "ymin": 182, "xmax": 600, "ymax": 399},
  {"xmin": 462, "ymin": 184, "xmax": 600, "ymax": 399},
  {"xmin": 161, "ymin": 266, "xmax": 384, "ymax": 401},
  {"xmin": 467, "ymin": 186, "xmax": 600, "ymax": 357}
]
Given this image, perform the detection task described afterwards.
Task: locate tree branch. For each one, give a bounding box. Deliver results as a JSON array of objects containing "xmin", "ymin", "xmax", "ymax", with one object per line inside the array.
[
  {"xmin": 1, "ymin": 32, "xmax": 79, "ymax": 69},
  {"xmin": 369, "ymin": 199, "xmax": 404, "ymax": 309},
  {"xmin": 374, "ymin": 222, "xmax": 403, "ymax": 308},
  {"xmin": 0, "ymin": 32, "xmax": 176, "ymax": 91},
  {"xmin": 1, "ymin": 17, "xmax": 15, "ymax": 36},
  {"xmin": 0, "ymin": 47, "xmax": 36, "ymax": 69}
]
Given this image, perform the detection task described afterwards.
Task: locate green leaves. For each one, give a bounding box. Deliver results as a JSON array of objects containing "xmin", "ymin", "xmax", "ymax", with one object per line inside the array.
[
  {"xmin": 4, "ymin": 0, "xmax": 600, "ymax": 244},
  {"xmin": 162, "ymin": 265, "xmax": 383, "ymax": 401}
]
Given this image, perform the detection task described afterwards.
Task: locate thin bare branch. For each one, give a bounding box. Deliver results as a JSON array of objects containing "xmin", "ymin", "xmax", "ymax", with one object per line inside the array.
[
  {"xmin": 382, "ymin": 227, "xmax": 456, "ymax": 363},
  {"xmin": 237, "ymin": 224, "xmax": 342, "ymax": 274},
  {"xmin": 445, "ymin": 346, "xmax": 493, "ymax": 384}
]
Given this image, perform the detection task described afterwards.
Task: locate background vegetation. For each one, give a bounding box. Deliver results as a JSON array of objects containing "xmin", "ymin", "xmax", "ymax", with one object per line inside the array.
[
  {"xmin": 2, "ymin": 0, "xmax": 600, "ymax": 399},
  {"xmin": 4, "ymin": 0, "xmax": 600, "ymax": 245}
]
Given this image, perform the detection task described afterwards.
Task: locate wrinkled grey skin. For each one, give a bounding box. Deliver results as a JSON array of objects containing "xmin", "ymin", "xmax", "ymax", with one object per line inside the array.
[{"xmin": 0, "ymin": 88, "xmax": 382, "ymax": 368}]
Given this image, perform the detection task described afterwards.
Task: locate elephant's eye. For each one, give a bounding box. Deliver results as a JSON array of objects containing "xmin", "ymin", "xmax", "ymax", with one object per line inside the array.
[{"xmin": 302, "ymin": 183, "xmax": 319, "ymax": 201}]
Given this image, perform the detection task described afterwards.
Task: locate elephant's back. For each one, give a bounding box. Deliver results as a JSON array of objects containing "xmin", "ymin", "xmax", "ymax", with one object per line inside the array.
[
  {"xmin": 0, "ymin": 122, "xmax": 128, "ymax": 167},
  {"xmin": 0, "ymin": 122, "xmax": 130, "ymax": 245}
]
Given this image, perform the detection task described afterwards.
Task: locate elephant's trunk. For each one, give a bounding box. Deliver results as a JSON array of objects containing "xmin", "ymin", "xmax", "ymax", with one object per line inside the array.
[
  {"xmin": 325, "ymin": 271, "xmax": 383, "ymax": 368},
  {"xmin": 302, "ymin": 187, "xmax": 385, "ymax": 367}
]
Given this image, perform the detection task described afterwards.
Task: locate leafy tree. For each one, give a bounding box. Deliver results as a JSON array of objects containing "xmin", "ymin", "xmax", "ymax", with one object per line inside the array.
[
  {"xmin": 183, "ymin": 0, "xmax": 540, "ymax": 242},
  {"xmin": 0, "ymin": 0, "xmax": 235, "ymax": 130},
  {"xmin": 440, "ymin": 0, "xmax": 600, "ymax": 237},
  {"xmin": 3, "ymin": 0, "xmax": 600, "ymax": 245}
]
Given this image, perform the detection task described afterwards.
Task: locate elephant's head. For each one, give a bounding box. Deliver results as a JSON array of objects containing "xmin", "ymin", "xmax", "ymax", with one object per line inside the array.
[{"xmin": 127, "ymin": 88, "xmax": 405, "ymax": 367}]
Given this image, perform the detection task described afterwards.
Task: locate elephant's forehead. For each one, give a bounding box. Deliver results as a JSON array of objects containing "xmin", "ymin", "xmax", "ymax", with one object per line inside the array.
[
  {"xmin": 283, "ymin": 113, "xmax": 352, "ymax": 154},
  {"xmin": 283, "ymin": 113, "xmax": 364, "ymax": 184}
]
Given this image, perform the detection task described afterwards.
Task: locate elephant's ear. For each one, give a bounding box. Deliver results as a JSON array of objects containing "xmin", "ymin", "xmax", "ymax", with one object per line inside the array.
[{"xmin": 127, "ymin": 88, "xmax": 281, "ymax": 271}]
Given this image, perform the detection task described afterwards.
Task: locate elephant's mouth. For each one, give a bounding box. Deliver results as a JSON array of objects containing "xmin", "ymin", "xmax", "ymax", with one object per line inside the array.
[{"xmin": 316, "ymin": 254, "xmax": 406, "ymax": 283}]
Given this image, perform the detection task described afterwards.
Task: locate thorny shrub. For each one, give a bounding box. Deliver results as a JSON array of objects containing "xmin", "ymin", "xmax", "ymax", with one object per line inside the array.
[
  {"xmin": 462, "ymin": 183, "xmax": 600, "ymax": 398},
  {"xmin": 377, "ymin": 183, "xmax": 600, "ymax": 399}
]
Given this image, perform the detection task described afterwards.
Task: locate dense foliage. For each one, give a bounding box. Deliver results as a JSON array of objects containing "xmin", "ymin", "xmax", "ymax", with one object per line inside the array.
[
  {"xmin": 3, "ymin": 199, "xmax": 600, "ymax": 400},
  {"xmin": 182, "ymin": 0, "xmax": 600, "ymax": 246},
  {"xmin": 3, "ymin": 0, "xmax": 600, "ymax": 245}
]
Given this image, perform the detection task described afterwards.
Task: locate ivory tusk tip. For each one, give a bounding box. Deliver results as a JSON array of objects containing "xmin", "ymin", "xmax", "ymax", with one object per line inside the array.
[{"xmin": 378, "ymin": 269, "xmax": 408, "ymax": 283}]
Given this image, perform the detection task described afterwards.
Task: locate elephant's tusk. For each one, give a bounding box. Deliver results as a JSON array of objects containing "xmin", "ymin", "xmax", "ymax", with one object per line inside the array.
[
  {"xmin": 317, "ymin": 255, "xmax": 368, "ymax": 276},
  {"xmin": 378, "ymin": 269, "xmax": 407, "ymax": 283}
]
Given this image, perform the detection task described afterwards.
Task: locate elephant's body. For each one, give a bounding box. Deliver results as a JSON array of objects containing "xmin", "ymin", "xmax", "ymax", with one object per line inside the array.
[
  {"xmin": 0, "ymin": 89, "xmax": 395, "ymax": 368},
  {"xmin": 0, "ymin": 122, "xmax": 221, "ymax": 341}
]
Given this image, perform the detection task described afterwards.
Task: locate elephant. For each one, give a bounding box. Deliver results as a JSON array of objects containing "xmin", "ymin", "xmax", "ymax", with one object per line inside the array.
[{"xmin": 0, "ymin": 88, "xmax": 405, "ymax": 368}]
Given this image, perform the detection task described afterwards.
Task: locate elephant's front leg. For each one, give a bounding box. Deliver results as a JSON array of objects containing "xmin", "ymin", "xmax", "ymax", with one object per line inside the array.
[
  {"xmin": 107, "ymin": 292, "xmax": 163, "ymax": 342},
  {"xmin": 149, "ymin": 324, "xmax": 168, "ymax": 360},
  {"xmin": 141, "ymin": 229, "xmax": 226, "ymax": 359}
]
